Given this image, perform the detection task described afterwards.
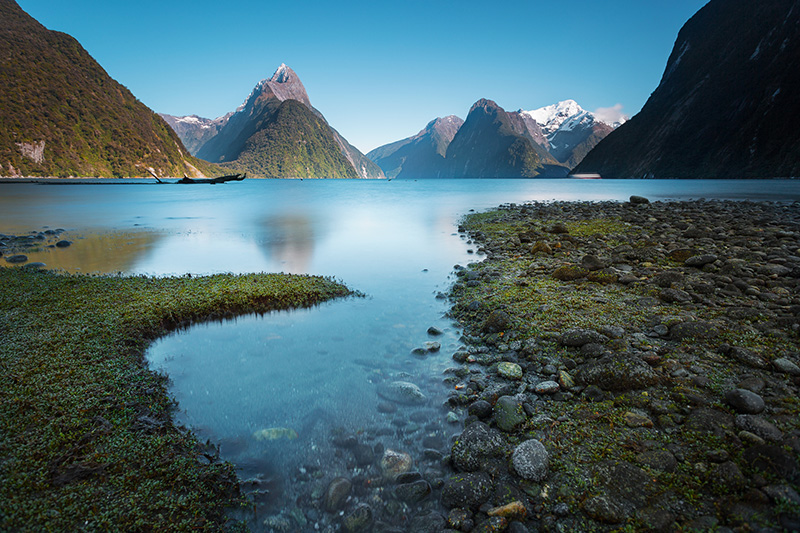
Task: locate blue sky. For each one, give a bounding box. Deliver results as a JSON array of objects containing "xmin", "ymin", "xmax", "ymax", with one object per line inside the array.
[{"xmin": 18, "ymin": 0, "xmax": 708, "ymax": 153}]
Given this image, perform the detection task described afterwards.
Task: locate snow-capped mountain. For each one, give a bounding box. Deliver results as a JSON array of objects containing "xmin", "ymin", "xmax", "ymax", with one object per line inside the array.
[
  {"xmin": 520, "ymin": 100, "xmax": 627, "ymax": 168},
  {"xmin": 158, "ymin": 113, "xmax": 231, "ymax": 155}
]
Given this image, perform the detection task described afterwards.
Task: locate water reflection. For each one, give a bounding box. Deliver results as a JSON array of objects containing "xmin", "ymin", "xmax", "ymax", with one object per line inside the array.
[{"xmin": 258, "ymin": 214, "xmax": 318, "ymax": 273}]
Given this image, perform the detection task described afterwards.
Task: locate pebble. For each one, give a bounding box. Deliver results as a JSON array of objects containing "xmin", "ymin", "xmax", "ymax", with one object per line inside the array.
[
  {"xmin": 534, "ymin": 380, "xmax": 560, "ymax": 395},
  {"xmin": 773, "ymin": 357, "xmax": 800, "ymax": 376},
  {"xmin": 497, "ymin": 362, "xmax": 522, "ymax": 379},
  {"xmin": 724, "ymin": 388, "xmax": 765, "ymax": 414}
]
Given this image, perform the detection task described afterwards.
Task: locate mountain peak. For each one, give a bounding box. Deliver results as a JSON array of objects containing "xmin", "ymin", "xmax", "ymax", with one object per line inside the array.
[
  {"xmin": 270, "ymin": 63, "xmax": 293, "ymax": 83},
  {"xmin": 469, "ymin": 98, "xmax": 502, "ymax": 115},
  {"xmin": 522, "ymin": 100, "xmax": 586, "ymax": 134}
]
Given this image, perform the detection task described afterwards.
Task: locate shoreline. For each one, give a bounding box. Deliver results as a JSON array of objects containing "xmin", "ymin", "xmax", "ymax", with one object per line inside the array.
[{"xmin": 439, "ymin": 197, "xmax": 800, "ymax": 531}]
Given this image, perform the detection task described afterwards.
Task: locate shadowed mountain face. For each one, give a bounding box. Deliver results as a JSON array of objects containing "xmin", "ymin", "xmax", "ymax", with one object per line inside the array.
[
  {"xmin": 366, "ymin": 116, "xmax": 464, "ymax": 178},
  {"xmin": 168, "ymin": 64, "xmax": 383, "ymax": 179},
  {"xmin": 573, "ymin": 0, "xmax": 800, "ymax": 178},
  {"xmin": 0, "ymin": 0, "xmax": 213, "ymax": 178}
]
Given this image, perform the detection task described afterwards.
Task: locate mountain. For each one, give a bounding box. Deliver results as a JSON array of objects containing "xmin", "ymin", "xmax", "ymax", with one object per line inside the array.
[
  {"xmin": 0, "ymin": 0, "xmax": 216, "ymax": 178},
  {"xmin": 520, "ymin": 100, "xmax": 623, "ymax": 169},
  {"xmin": 442, "ymin": 99, "xmax": 568, "ymax": 178},
  {"xmin": 366, "ymin": 116, "xmax": 463, "ymax": 178},
  {"xmin": 572, "ymin": 0, "xmax": 800, "ymax": 178},
  {"xmin": 159, "ymin": 113, "xmax": 231, "ymax": 155},
  {"xmin": 168, "ymin": 64, "xmax": 383, "ymax": 179}
]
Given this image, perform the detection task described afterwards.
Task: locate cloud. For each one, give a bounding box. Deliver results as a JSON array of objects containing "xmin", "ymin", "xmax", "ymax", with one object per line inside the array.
[{"xmin": 593, "ymin": 103, "xmax": 628, "ymax": 125}]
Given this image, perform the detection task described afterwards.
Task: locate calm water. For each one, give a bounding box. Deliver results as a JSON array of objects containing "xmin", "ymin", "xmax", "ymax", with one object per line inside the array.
[{"xmin": 3, "ymin": 178, "xmax": 799, "ymax": 520}]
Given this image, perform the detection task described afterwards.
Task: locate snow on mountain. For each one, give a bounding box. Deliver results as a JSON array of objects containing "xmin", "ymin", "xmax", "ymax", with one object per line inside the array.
[{"xmin": 522, "ymin": 100, "xmax": 585, "ymax": 135}]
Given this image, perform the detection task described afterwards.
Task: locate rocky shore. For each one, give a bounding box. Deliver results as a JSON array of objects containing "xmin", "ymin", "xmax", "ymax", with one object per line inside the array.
[{"xmin": 438, "ymin": 198, "xmax": 800, "ymax": 532}]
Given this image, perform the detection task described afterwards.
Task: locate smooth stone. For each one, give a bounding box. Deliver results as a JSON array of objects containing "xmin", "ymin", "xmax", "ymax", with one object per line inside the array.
[
  {"xmin": 481, "ymin": 310, "xmax": 512, "ymax": 333},
  {"xmin": 560, "ymin": 328, "xmax": 608, "ymax": 347},
  {"xmin": 380, "ymin": 449, "xmax": 413, "ymax": 478},
  {"xmin": 468, "ymin": 399, "xmax": 493, "ymax": 419},
  {"xmin": 55, "ymin": 240, "xmax": 72, "ymax": 248},
  {"xmin": 724, "ymin": 388, "xmax": 765, "ymax": 414},
  {"xmin": 684, "ymin": 254, "xmax": 718, "ymax": 267},
  {"xmin": 323, "ymin": 477, "xmax": 352, "ymax": 512},
  {"xmin": 511, "ymin": 439, "xmax": 549, "ymax": 481},
  {"xmin": 727, "ymin": 346, "xmax": 769, "ymax": 369},
  {"xmin": 394, "ymin": 480, "xmax": 431, "ymax": 503},
  {"xmin": 623, "ymin": 411, "xmax": 653, "ymax": 428},
  {"xmin": 629, "ymin": 195, "xmax": 650, "ymax": 205},
  {"xmin": 735, "ymin": 415, "xmax": 783, "ymax": 441},
  {"xmin": 427, "ymin": 326, "xmax": 443, "ymax": 336},
  {"xmin": 486, "ymin": 501, "xmax": 527, "ymax": 521},
  {"xmin": 377, "ymin": 381, "xmax": 427, "ymax": 405},
  {"xmin": 342, "ymin": 503, "xmax": 373, "ymax": 533},
  {"xmin": 422, "ymin": 341, "xmax": 441, "ymax": 352},
  {"xmin": 4, "ymin": 254, "xmax": 27, "ymax": 263},
  {"xmin": 451, "ymin": 422, "xmax": 506, "ymax": 472},
  {"xmin": 773, "ymin": 357, "xmax": 800, "ymax": 376},
  {"xmin": 493, "ymin": 395, "xmax": 526, "ymax": 432},
  {"xmin": 497, "ymin": 362, "xmax": 523, "ymax": 380}
]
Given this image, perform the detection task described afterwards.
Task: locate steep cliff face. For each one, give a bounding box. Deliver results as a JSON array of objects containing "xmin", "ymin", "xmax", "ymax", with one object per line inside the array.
[
  {"xmin": 573, "ymin": 0, "xmax": 800, "ymax": 178},
  {"xmin": 0, "ymin": 0, "xmax": 213, "ymax": 178}
]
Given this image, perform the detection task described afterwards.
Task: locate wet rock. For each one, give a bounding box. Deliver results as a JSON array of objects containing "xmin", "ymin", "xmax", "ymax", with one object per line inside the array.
[
  {"xmin": 511, "ymin": 439, "xmax": 548, "ymax": 481},
  {"xmin": 725, "ymin": 389, "xmax": 765, "ymax": 414},
  {"xmin": 323, "ymin": 477, "xmax": 352, "ymax": 512},
  {"xmin": 582, "ymin": 384, "xmax": 605, "ymax": 402},
  {"xmin": 441, "ymin": 472, "xmax": 494, "ymax": 510},
  {"xmin": 4, "ymin": 254, "xmax": 27, "ymax": 263},
  {"xmin": 560, "ymin": 328, "xmax": 608, "ymax": 347},
  {"xmin": 659, "ymin": 288, "xmax": 692, "ymax": 303},
  {"xmin": 407, "ymin": 511, "xmax": 448, "ymax": 533},
  {"xmin": 581, "ymin": 254, "xmax": 607, "ymax": 271},
  {"xmin": 395, "ymin": 479, "xmax": 431, "ymax": 503},
  {"xmin": 487, "ymin": 501, "xmax": 527, "ymax": 521},
  {"xmin": 342, "ymin": 503, "xmax": 373, "ymax": 533},
  {"xmin": 494, "ymin": 396, "xmax": 527, "ymax": 432},
  {"xmin": 380, "ymin": 449, "xmax": 413, "ymax": 478},
  {"xmin": 447, "ymin": 508, "xmax": 474, "ymax": 531},
  {"xmin": 422, "ymin": 341, "xmax": 441, "ymax": 352},
  {"xmin": 427, "ymin": 326, "xmax": 443, "ymax": 336},
  {"xmin": 468, "ymin": 399, "xmax": 493, "ymax": 419},
  {"xmin": 582, "ymin": 495, "xmax": 624, "ymax": 524},
  {"xmin": 497, "ymin": 362, "xmax": 522, "ymax": 380},
  {"xmin": 482, "ymin": 310, "xmax": 512, "ymax": 334},
  {"xmin": 451, "ymin": 422, "xmax": 506, "ymax": 472},
  {"xmin": 630, "ymin": 195, "xmax": 650, "ymax": 205},
  {"xmin": 471, "ymin": 516, "xmax": 508, "ymax": 532},
  {"xmin": 531, "ymin": 241, "xmax": 552, "ymax": 254},
  {"xmin": 377, "ymin": 381, "xmax": 427, "ymax": 405},
  {"xmin": 623, "ymin": 411, "xmax": 653, "ymax": 428}
]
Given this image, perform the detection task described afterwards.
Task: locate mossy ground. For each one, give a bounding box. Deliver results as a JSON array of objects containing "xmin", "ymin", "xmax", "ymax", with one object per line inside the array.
[
  {"xmin": 450, "ymin": 202, "xmax": 800, "ymax": 531},
  {"xmin": 0, "ymin": 268, "xmax": 354, "ymax": 531}
]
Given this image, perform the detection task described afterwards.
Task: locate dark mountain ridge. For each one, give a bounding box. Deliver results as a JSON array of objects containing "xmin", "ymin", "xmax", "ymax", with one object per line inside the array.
[{"xmin": 573, "ymin": 0, "xmax": 800, "ymax": 178}]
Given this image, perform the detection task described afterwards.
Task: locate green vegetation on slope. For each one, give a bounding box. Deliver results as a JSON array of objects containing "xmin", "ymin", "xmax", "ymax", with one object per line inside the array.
[
  {"xmin": 220, "ymin": 100, "xmax": 359, "ymax": 178},
  {"xmin": 0, "ymin": 0, "xmax": 216, "ymax": 178},
  {"xmin": 0, "ymin": 268, "xmax": 354, "ymax": 530}
]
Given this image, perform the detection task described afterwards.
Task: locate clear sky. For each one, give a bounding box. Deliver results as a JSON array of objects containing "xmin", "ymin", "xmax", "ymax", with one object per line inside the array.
[{"xmin": 17, "ymin": 0, "xmax": 708, "ymax": 153}]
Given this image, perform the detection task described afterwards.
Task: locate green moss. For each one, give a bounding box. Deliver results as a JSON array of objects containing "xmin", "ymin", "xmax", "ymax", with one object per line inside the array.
[{"xmin": 0, "ymin": 268, "xmax": 354, "ymax": 530}]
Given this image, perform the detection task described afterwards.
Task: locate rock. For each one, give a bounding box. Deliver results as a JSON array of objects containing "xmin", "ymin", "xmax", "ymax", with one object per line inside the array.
[
  {"xmin": 511, "ymin": 439, "xmax": 549, "ymax": 481},
  {"xmin": 629, "ymin": 195, "xmax": 650, "ymax": 205},
  {"xmin": 377, "ymin": 381, "xmax": 427, "ymax": 405},
  {"xmin": 427, "ymin": 326, "xmax": 443, "ymax": 336},
  {"xmin": 552, "ymin": 264, "xmax": 588, "ymax": 281},
  {"xmin": 4, "ymin": 254, "xmax": 27, "ymax": 263},
  {"xmin": 560, "ymin": 328, "xmax": 608, "ymax": 347},
  {"xmin": 531, "ymin": 241, "xmax": 553, "ymax": 254},
  {"xmin": 743, "ymin": 445, "xmax": 799, "ymax": 482},
  {"xmin": 582, "ymin": 495, "xmax": 624, "ymax": 523},
  {"xmin": 55, "ymin": 240, "xmax": 72, "ymax": 248},
  {"xmin": 468, "ymin": 399, "xmax": 493, "ymax": 419},
  {"xmin": 342, "ymin": 503, "xmax": 373, "ymax": 533},
  {"xmin": 623, "ymin": 411, "xmax": 653, "ymax": 428},
  {"xmin": 558, "ymin": 370, "xmax": 575, "ymax": 389},
  {"xmin": 486, "ymin": 501, "xmax": 527, "ymax": 521},
  {"xmin": 724, "ymin": 389, "xmax": 765, "ymax": 414},
  {"xmin": 580, "ymin": 355, "xmax": 661, "ymax": 391},
  {"xmin": 422, "ymin": 341, "xmax": 441, "ymax": 352},
  {"xmin": 497, "ymin": 362, "xmax": 522, "ymax": 380},
  {"xmin": 583, "ymin": 385, "xmax": 605, "ymax": 402},
  {"xmin": 23, "ymin": 262, "xmax": 46, "ymax": 269},
  {"xmin": 380, "ymin": 449, "xmax": 413, "ymax": 478},
  {"xmin": 735, "ymin": 414, "xmax": 783, "ymax": 441},
  {"xmin": 773, "ymin": 357, "xmax": 800, "ymax": 375},
  {"xmin": 684, "ymin": 254, "xmax": 718, "ymax": 267},
  {"xmin": 395, "ymin": 479, "xmax": 431, "ymax": 503},
  {"xmin": 727, "ymin": 346, "xmax": 769, "ymax": 369},
  {"xmin": 441, "ymin": 472, "xmax": 494, "ymax": 510},
  {"xmin": 447, "ymin": 508, "xmax": 474, "ymax": 531},
  {"xmin": 407, "ymin": 511, "xmax": 448, "ymax": 533},
  {"xmin": 669, "ymin": 320, "xmax": 719, "ymax": 341},
  {"xmin": 471, "ymin": 517, "xmax": 509, "ymax": 532},
  {"xmin": 635, "ymin": 450, "xmax": 677, "ymax": 472},
  {"xmin": 581, "ymin": 254, "xmax": 607, "ymax": 271},
  {"xmin": 451, "ymin": 422, "xmax": 506, "ymax": 472},
  {"xmin": 683, "ymin": 408, "xmax": 734, "ymax": 436},
  {"xmin": 323, "ymin": 477, "xmax": 352, "ymax": 512},
  {"xmin": 668, "ymin": 249, "xmax": 696, "ymax": 262},
  {"xmin": 534, "ymin": 380, "xmax": 560, "ymax": 395},
  {"xmin": 549, "ymin": 223, "xmax": 569, "ymax": 234},
  {"xmin": 482, "ymin": 310, "xmax": 512, "ymax": 334},
  {"xmin": 659, "ymin": 288, "xmax": 692, "ymax": 303},
  {"xmin": 711, "ymin": 461, "xmax": 746, "ymax": 492},
  {"xmin": 494, "ymin": 395, "xmax": 527, "ymax": 432}
]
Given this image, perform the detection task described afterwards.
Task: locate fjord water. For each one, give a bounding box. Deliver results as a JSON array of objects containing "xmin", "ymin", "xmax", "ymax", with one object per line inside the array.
[{"xmin": 2, "ymin": 179, "xmax": 799, "ymax": 518}]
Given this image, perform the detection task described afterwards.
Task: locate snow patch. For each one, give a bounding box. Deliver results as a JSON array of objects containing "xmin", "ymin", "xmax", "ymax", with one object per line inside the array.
[{"xmin": 522, "ymin": 100, "xmax": 584, "ymax": 134}]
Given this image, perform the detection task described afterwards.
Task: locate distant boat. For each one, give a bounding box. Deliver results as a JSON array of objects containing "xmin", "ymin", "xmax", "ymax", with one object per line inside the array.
[{"xmin": 568, "ymin": 173, "xmax": 602, "ymax": 179}]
